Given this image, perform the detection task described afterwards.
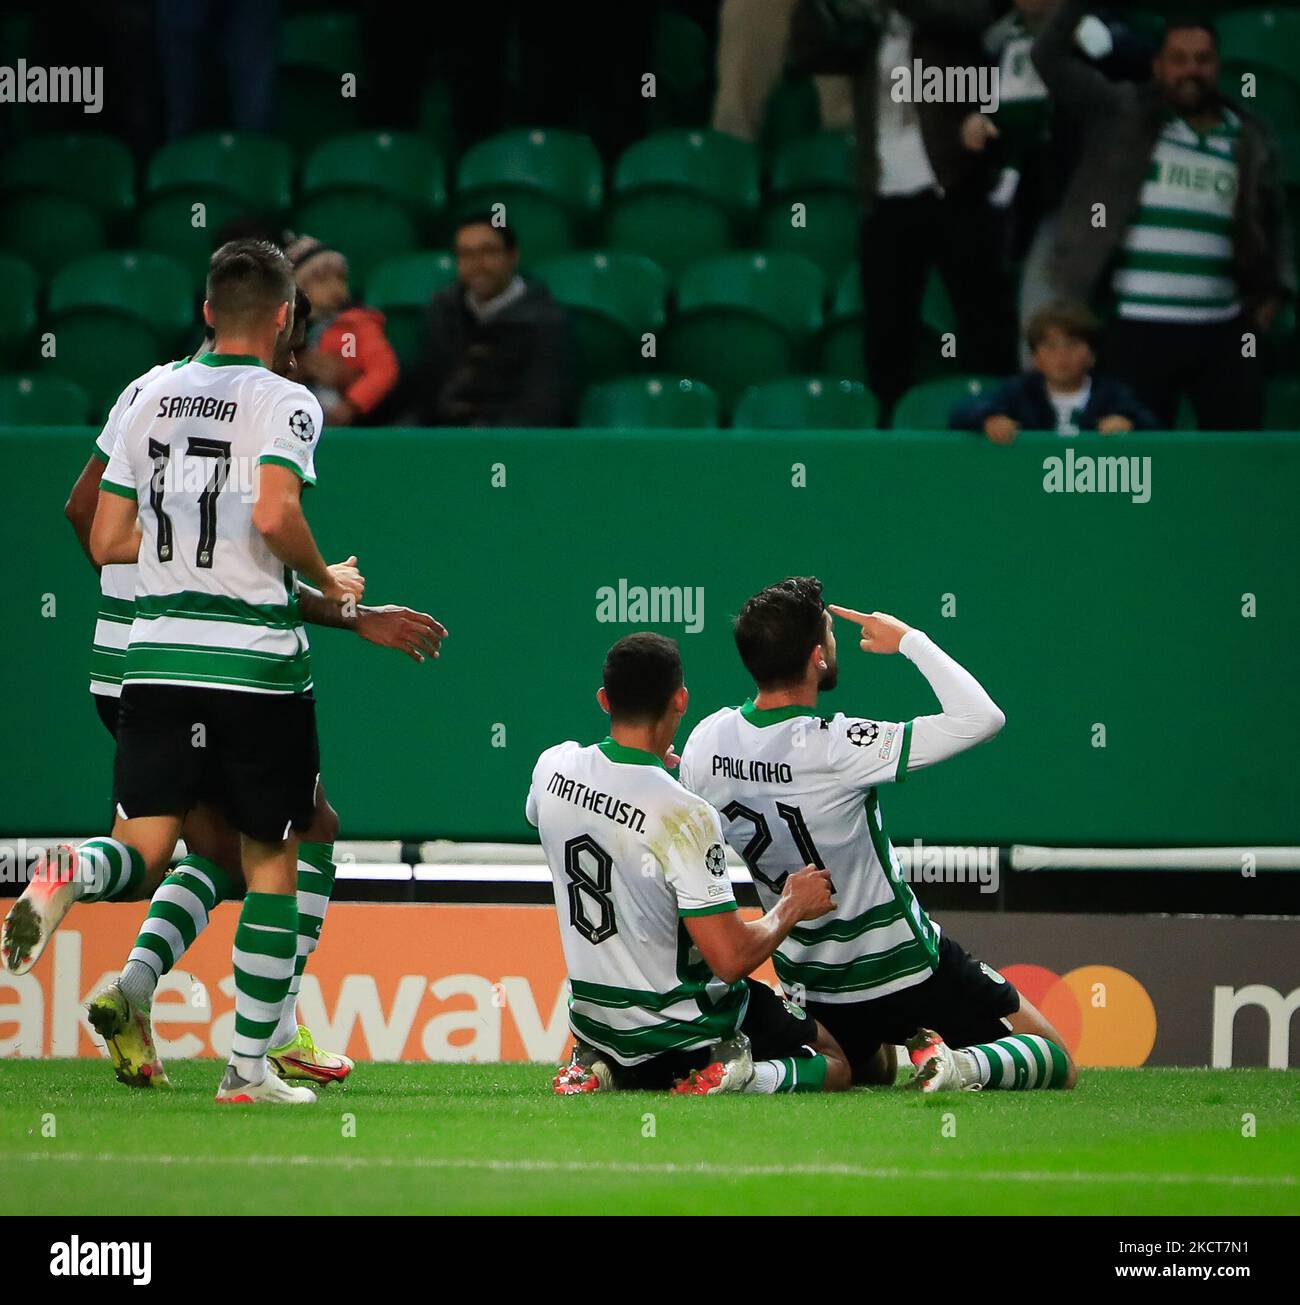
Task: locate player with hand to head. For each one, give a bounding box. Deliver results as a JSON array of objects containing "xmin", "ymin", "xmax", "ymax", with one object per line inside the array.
[{"xmin": 681, "ymin": 578, "xmax": 1076, "ymax": 1093}]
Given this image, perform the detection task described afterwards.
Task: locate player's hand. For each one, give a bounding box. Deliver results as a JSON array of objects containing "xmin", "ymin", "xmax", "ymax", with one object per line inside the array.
[
  {"xmin": 960, "ymin": 112, "xmax": 999, "ymax": 153},
  {"xmin": 328, "ymin": 556, "xmax": 365, "ymax": 600},
  {"xmin": 781, "ymin": 867, "xmax": 834, "ymax": 921},
  {"xmin": 355, "ymin": 606, "xmax": 447, "ymax": 662},
  {"xmin": 663, "ymin": 746, "xmax": 681, "ymax": 769},
  {"xmin": 828, "ymin": 606, "xmax": 912, "ymax": 655},
  {"xmin": 1096, "ymin": 415, "xmax": 1133, "ymax": 435},
  {"xmin": 983, "ymin": 414, "xmax": 1018, "ymax": 445}
]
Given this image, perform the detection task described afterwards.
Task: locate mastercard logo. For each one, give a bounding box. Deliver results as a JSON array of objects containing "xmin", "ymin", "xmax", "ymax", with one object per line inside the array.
[{"xmin": 1000, "ymin": 964, "xmax": 1157, "ymax": 1067}]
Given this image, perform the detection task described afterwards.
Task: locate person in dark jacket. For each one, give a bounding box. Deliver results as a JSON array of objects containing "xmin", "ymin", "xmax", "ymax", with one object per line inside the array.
[
  {"xmin": 1032, "ymin": 1, "xmax": 1294, "ymax": 429},
  {"xmin": 416, "ymin": 215, "xmax": 576, "ymax": 428},
  {"xmin": 951, "ymin": 299, "xmax": 1158, "ymax": 440},
  {"xmin": 789, "ymin": 0, "xmax": 1018, "ymax": 422}
]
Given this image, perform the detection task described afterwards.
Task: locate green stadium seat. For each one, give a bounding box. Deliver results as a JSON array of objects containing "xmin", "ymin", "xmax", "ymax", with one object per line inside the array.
[
  {"xmin": 579, "ymin": 376, "xmax": 719, "ymax": 429},
  {"xmin": 0, "ymin": 254, "xmax": 38, "ymax": 365},
  {"xmin": 135, "ymin": 192, "xmax": 251, "ymax": 284},
  {"xmin": 1218, "ymin": 8, "xmax": 1300, "ymax": 85},
  {"xmin": 454, "ymin": 129, "xmax": 604, "ymax": 262},
  {"xmin": 146, "ymin": 131, "xmax": 294, "ymax": 214},
  {"xmin": 892, "ymin": 375, "xmax": 1000, "ymax": 430},
  {"xmin": 364, "ymin": 251, "xmax": 457, "ymax": 369},
  {"xmin": 293, "ymin": 194, "xmax": 418, "ymax": 289},
  {"xmin": 301, "ymin": 132, "xmax": 448, "ymax": 234},
  {"xmin": 277, "ymin": 12, "xmax": 363, "ymax": 154},
  {"xmin": 1222, "ymin": 64, "xmax": 1300, "ymax": 135},
  {"xmin": 0, "ymin": 373, "xmax": 90, "ymax": 425},
  {"xmin": 533, "ymin": 251, "xmax": 668, "ymax": 384},
  {"xmin": 760, "ymin": 79, "xmax": 822, "ymax": 157},
  {"xmin": 647, "ymin": 8, "xmax": 712, "ymax": 132},
  {"xmin": 607, "ymin": 130, "xmax": 761, "ymax": 278},
  {"xmin": 819, "ymin": 262, "xmax": 865, "ymax": 380},
  {"xmin": 0, "ymin": 132, "xmax": 134, "ymax": 220},
  {"xmin": 0, "ymin": 194, "xmax": 105, "ymax": 281},
  {"xmin": 281, "ymin": 10, "xmax": 362, "ymax": 73},
  {"xmin": 664, "ymin": 251, "xmax": 824, "ymax": 411},
  {"xmin": 38, "ymin": 318, "xmax": 167, "ymax": 419},
  {"xmin": 760, "ymin": 132, "xmax": 857, "ymax": 281},
  {"xmin": 732, "ymin": 376, "xmax": 878, "ymax": 430},
  {"xmin": 1264, "ymin": 375, "xmax": 1300, "ymax": 429},
  {"xmin": 47, "ymin": 251, "xmax": 193, "ymax": 346}
]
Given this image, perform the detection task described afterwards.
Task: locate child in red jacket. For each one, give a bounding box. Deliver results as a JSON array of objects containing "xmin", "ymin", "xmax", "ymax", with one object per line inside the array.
[{"xmin": 287, "ymin": 236, "xmax": 400, "ymax": 425}]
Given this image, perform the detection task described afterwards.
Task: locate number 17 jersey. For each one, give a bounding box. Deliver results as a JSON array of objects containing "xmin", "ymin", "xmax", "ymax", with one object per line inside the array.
[{"xmin": 101, "ymin": 353, "xmax": 324, "ymax": 696}]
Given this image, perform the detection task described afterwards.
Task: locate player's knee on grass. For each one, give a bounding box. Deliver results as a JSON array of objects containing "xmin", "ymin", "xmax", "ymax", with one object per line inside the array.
[{"xmin": 811, "ymin": 1022, "xmax": 852, "ymax": 1092}]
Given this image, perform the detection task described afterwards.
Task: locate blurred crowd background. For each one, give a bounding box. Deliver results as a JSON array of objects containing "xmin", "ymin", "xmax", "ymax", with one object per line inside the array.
[{"xmin": 0, "ymin": 0, "xmax": 1295, "ymax": 437}]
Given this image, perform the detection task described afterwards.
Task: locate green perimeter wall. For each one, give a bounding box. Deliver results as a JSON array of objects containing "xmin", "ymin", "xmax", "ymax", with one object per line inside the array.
[{"xmin": 3, "ymin": 426, "xmax": 1297, "ymax": 845}]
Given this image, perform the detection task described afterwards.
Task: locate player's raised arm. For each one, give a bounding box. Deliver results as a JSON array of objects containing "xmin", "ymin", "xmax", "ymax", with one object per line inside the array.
[{"xmin": 828, "ymin": 606, "xmax": 1006, "ymax": 775}]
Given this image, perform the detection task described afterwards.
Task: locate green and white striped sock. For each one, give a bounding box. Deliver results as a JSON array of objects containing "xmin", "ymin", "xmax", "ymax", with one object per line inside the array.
[
  {"xmin": 742, "ymin": 1054, "xmax": 829, "ymax": 1094},
  {"xmin": 118, "ymin": 855, "xmax": 235, "ymax": 1007},
  {"xmin": 76, "ymin": 837, "xmax": 145, "ymax": 903},
  {"xmin": 229, "ymin": 892, "xmax": 298, "ymax": 1082},
  {"xmin": 963, "ymin": 1034, "xmax": 1070, "ymax": 1089},
  {"xmin": 270, "ymin": 842, "xmax": 337, "ymax": 1049}
]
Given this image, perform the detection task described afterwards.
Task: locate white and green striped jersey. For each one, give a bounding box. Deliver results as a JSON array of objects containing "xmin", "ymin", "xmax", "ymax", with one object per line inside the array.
[
  {"xmin": 100, "ymin": 352, "xmax": 324, "ymax": 696},
  {"xmin": 681, "ymin": 631, "xmax": 1005, "ymax": 1006},
  {"xmin": 1114, "ymin": 109, "xmax": 1242, "ymax": 324},
  {"xmin": 526, "ymin": 737, "xmax": 747, "ymax": 1066},
  {"xmin": 89, "ymin": 358, "xmax": 190, "ymax": 697}
]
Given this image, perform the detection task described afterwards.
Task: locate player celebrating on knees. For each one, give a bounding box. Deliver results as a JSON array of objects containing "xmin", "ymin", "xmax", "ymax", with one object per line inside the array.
[
  {"xmin": 680, "ymin": 578, "xmax": 1077, "ymax": 1093},
  {"xmin": 7, "ymin": 239, "xmax": 358, "ymax": 1104},
  {"xmin": 528, "ymin": 632, "xmax": 852, "ymax": 1096}
]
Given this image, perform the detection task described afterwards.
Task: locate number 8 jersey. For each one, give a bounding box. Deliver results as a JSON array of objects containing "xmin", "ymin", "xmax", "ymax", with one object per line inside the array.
[
  {"xmin": 101, "ymin": 353, "xmax": 324, "ymax": 696},
  {"xmin": 526, "ymin": 737, "xmax": 748, "ymax": 1066}
]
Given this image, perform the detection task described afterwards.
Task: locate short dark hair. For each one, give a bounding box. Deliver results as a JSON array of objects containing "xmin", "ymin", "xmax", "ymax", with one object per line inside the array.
[
  {"xmin": 454, "ymin": 212, "xmax": 517, "ymax": 252},
  {"xmin": 206, "ymin": 239, "xmax": 295, "ymax": 333},
  {"xmin": 734, "ymin": 577, "xmax": 827, "ymax": 690},
  {"xmin": 290, "ymin": 286, "xmax": 312, "ymax": 348},
  {"xmin": 1026, "ymin": 299, "xmax": 1101, "ymax": 351},
  {"xmin": 602, "ymin": 633, "xmax": 683, "ymax": 723},
  {"xmin": 1162, "ymin": 16, "xmax": 1218, "ymax": 48}
]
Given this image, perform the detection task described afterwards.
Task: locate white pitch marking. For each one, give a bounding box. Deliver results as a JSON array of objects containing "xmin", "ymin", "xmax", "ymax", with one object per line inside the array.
[{"xmin": 2, "ymin": 1151, "xmax": 1295, "ymax": 1188}]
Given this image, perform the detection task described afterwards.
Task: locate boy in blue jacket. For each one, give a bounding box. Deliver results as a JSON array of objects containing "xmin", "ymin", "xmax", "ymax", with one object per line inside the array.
[{"xmin": 952, "ymin": 300, "xmax": 1158, "ymax": 442}]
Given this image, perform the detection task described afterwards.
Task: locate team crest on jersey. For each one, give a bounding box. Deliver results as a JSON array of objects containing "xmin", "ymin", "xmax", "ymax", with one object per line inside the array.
[
  {"xmin": 781, "ymin": 996, "xmax": 808, "ymax": 1021},
  {"xmin": 846, "ymin": 720, "xmax": 880, "ymax": 747},
  {"xmin": 979, "ymin": 961, "xmax": 1008, "ymax": 985},
  {"xmin": 705, "ymin": 843, "xmax": 727, "ymax": 878},
  {"xmin": 288, "ymin": 409, "xmax": 315, "ymax": 442}
]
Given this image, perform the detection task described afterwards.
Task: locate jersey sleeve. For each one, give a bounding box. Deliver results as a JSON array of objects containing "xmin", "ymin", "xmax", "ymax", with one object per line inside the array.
[
  {"xmin": 93, "ymin": 372, "xmax": 149, "ymax": 465},
  {"xmin": 664, "ymin": 801, "xmax": 736, "ymax": 918},
  {"xmin": 825, "ymin": 714, "xmax": 913, "ymax": 791},
  {"xmin": 99, "ymin": 424, "xmax": 137, "ymax": 501},
  {"xmin": 259, "ymin": 388, "xmax": 324, "ymax": 486}
]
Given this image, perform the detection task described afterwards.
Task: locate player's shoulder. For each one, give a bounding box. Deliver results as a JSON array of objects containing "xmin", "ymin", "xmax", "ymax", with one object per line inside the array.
[
  {"xmin": 824, "ymin": 711, "xmax": 899, "ymax": 755},
  {"xmin": 682, "ymin": 703, "xmax": 741, "ymax": 748},
  {"xmin": 531, "ymin": 739, "xmax": 581, "ymax": 778}
]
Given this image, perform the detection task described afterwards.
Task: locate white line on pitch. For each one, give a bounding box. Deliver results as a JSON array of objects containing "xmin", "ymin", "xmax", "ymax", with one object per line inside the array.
[{"xmin": 2, "ymin": 1151, "xmax": 1294, "ymax": 1188}]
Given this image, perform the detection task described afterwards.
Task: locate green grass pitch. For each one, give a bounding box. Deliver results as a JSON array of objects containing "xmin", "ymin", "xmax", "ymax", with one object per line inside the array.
[{"xmin": 2, "ymin": 1061, "xmax": 1297, "ymax": 1215}]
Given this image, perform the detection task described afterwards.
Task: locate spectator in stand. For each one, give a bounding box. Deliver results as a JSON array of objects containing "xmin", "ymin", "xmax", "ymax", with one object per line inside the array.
[
  {"xmin": 1033, "ymin": 2, "xmax": 1294, "ymax": 430},
  {"xmin": 713, "ymin": 0, "xmax": 852, "ymax": 142},
  {"xmin": 968, "ymin": 0, "xmax": 1155, "ymax": 363},
  {"xmin": 287, "ymin": 237, "xmax": 401, "ymax": 427},
  {"xmin": 950, "ymin": 299, "xmax": 1158, "ymax": 441},
  {"xmin": 789, "ymin": 0, "xmax": 1018, "ymax": 424},
  {"xmin": 415, "ymin": 215, "xmax": 576, "ymax": 428}
]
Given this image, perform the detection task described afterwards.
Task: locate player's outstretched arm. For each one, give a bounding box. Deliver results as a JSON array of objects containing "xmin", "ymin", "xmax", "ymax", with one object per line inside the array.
[
  {"xmin": 253, "ymin": 464, "xmax": 361, "ymax": 605},
  {"xmin": 685, "ymin": 868, "xmax": 833, "ymax": 984},
  {"xmin": 297, "ymin": 572, "xmax": 448, "ymax": 663},
  {"xmin": 828, "ymin": 606, "xmax": 1006, "ymax": 773}
]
